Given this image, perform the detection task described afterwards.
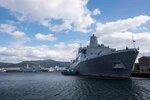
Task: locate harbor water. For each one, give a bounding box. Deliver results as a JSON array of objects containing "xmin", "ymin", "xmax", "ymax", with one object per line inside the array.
[{"xmin": 0, "ymin": 72, "xmax": 150, "ymax": 100}]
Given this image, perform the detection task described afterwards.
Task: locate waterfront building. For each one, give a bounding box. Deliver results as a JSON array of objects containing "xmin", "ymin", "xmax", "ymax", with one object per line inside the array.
[{"xmin": 138, "ymin": 56, "xmax": 150, "ymax": 72}]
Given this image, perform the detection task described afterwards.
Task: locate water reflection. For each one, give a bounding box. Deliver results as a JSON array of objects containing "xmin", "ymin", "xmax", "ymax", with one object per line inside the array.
[
  {"xmin": 70, "ymin": 78, "xmax": 142, "ymax": 100},
  {"xmin": 0, "ymin": 72, "xmax": 150, "ymax": 100}
]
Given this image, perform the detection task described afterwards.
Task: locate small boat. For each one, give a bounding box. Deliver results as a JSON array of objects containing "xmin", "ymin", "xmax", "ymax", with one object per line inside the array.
[{"xmin": 61, "ymin": 69, "xmax": 79, "ymax": 75}]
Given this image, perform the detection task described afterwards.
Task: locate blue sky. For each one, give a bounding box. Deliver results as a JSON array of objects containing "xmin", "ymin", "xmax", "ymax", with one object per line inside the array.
[{"xmin": 0, "ymin": 0, "xmax": 150, "ymax": 62}]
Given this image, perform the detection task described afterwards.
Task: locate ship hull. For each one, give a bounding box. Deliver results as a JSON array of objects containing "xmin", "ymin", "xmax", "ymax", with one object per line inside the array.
[{"xmin": 73, "ymin": 49, "xmax": 138, "ymax": 78}]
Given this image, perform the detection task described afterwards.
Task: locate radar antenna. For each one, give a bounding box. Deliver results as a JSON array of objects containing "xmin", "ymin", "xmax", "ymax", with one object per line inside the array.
[{"xmin": 131, "ymin": 35, "xmax": 136, "ymax": 48}]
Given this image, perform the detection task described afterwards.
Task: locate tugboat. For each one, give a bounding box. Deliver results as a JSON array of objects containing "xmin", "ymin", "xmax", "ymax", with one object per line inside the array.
[{"xmin": 61, "ymin": 69, "xmax": 79, "ymax": 75}]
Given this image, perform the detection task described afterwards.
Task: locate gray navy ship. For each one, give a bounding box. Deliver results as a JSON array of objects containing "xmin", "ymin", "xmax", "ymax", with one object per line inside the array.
[{"xmin": 68, "ymin": 34, "xmax": 139, "ymax": 78}]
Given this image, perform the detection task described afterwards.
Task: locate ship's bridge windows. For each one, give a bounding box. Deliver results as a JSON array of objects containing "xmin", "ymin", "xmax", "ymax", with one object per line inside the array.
[{"xmin": 81, "ymin": 48, "xmax": 87, "ymax": 54}]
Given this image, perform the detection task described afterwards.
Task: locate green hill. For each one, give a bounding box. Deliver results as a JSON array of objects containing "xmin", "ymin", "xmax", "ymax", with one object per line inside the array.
[{"xmin": 0, "ymin": 59, "xmax": 70, "ymax": 68}]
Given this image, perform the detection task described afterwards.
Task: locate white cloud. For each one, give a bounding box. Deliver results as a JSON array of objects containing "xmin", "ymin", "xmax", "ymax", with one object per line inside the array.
[
  {"xmin": 54, "ymin": 42, "xmax": 79, "ymax": 50},
  {"xmin": 0, "ymin": 23, "xmax": 17, "ymax": 33},
  {"xmin": 0, "ymin": 0, "xmax": 96, "ymax": 33},
  {"xmin": 0, "ymin": 43, "xmax": 80, "ymax": 63},
  {"xmin": 0, "ymin": 23, "xmax": 28, "ymax": 38},
  {"xmin": 95, "ymin": 15, "xmax": 150, "ymax": 57},
  {"xmin": 0, "ymin": 23, "xmax": 30, "ymax": 47},
  {"xmin": 92, "ymin": 8, "xmax": 101, "ymax": 16},
  {"xmin": 74, "ymin": 14, "xmax": 95, "ymax": 32},
  {"xmin": 35, "ymin": 33, "xmax": 57, "ymax": 41},
  {"xmin": 96, "ymin": 15, "xmax": 150, "ymax": 36},
  {"xmin": 11, "ymin": 31, "xmax": 26, "ymax": 38}
]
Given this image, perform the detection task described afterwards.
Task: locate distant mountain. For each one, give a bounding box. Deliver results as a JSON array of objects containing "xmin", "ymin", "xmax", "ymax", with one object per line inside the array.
[
  {"xmin": 0, "ymin": 62, "xmax": 14, "ymax": 68},
  {"xmin": 0, "ymin": 59, "xmax": 70, "ymax": 68}
]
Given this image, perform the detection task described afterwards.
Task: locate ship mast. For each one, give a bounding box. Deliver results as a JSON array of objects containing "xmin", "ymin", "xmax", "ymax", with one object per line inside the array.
[
  {"xmin": 131, "ymin": 35, "xmax": 136, "ymax": 48},
  {"xmin": 89, "ymin": 34, "xmax": 98, "ymax": 48}
]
